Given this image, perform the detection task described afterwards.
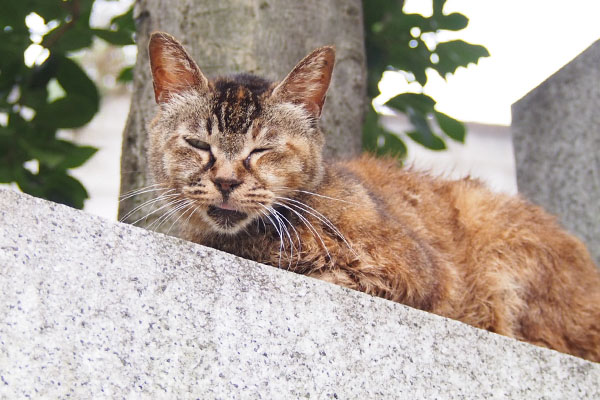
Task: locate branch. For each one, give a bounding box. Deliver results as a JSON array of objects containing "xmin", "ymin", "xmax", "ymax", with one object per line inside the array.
[{"xmin": 41, "ymin": 0, "xmax": 81, "ymax": 49}]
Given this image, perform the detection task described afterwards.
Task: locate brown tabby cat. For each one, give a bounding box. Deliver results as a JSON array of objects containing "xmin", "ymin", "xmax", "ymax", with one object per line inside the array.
[{"xmin": 143, "ymin": 32, "xmax": 600, "ymax": 362}]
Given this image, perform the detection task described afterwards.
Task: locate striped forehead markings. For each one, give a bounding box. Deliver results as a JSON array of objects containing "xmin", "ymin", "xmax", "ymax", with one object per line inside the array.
[{"xmin": 212, "ymin": 82, "xmax": 261, "ymax": 135}]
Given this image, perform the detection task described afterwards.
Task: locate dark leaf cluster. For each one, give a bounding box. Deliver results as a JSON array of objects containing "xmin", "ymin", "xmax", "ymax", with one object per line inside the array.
[
  {"xmin": 0, "ymin": 0, "xmax": 134, "ymax": 208},
  {"xmin": 363, "ymin": 0, "xmax": 489, "ymax": 157}
]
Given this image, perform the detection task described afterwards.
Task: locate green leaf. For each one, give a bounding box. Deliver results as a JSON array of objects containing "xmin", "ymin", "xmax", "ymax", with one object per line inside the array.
[
  {"xmin": 34, "ymin": 4, "xmax": 68, "ymax": 22},
  {"xmin": 92, "ymin": 28, "xmax": 134, "ymax": 45},
  {"xmin": 362, "ymin": 106, "xmax": 383, "ymax": 153},
  {"xmin": 0, "ymin": 29, "xmax": 31, "ymax": 59},
  {"xmin": 27, "ymin": 55, "xmax": 59, "ymax": 90},
  {"xmin": 0, "ymin": 0, "xmax": 114, "ymax": 209},
  {"xmin": 116, "ymin": 66, "xmax": 133, "ymax": 82},
  {"xmin": 0, "ymin": 2, "xmax": 33, "ymax": 27},
  {"xmin": 0, "ymin": 58, "xmax": 24, "ymax": 94},
  {"xmin": 407, "ymin": 130, "xmax": 446, "ymax": 151},
  {"xmin": 16, "ymin": 167, "xmax": 89, "ymax": 209},
  {"xmin": 33, "ymin": 55, "xmax": 99, "ymax": 128},
  {"xmin": 0, "ymin": 166, "xmax": 13, "ymax": 183},
  {"xmin": 398, "ymin": 13, "xmax": 432, "ymax": 32},
  {"xmin": 35, "ymin": 95, "xmax": 97, "ymax": 128},
  {"xmin": 0, "ymin": 127, "xmax": 19, "ymax": 182},
  {"xmin": 385, "ymin": 93, "xmax": 436, "ymax": 114},
  {"xmin": 436, "ymin": 13, "xmax": 469, "ymax": 31},
  {"xmin": 362, "ymin": 0, "xmax": 479, "ymax": 156},
  {"xmin": 0, "ymin": 125, "xmax": 12, "ymax": 137},
  {"xmin": 20, "ymin": 139, "xmax": 97, "ymax": 169},
  {"xmin": 377, "ymin": 131, "xmax": 407, "ymax": 158},
  {"xmin": 20, "ymin": 57, "xmax": 57, "ymax": 110},
  {"xmin": 110, "ymin": 7, "xmax": 135, "ymax": 32},
  {"xmin": 45, "ymin": 23, "xmax": 94, "ymax": 52},
  {"xmin": 384, "ymin": 94, "xmax": 449, "ymax": 150},
  {"xmin": 406, "ymin": 109, "xmax": 446, "ymax": 151},
  {"xmin": 45, "ymin": 172, "xmax": 89, "ymax": 209},
  {"xmin": 363, "ymin": 0, "xmax": 400, "ymax": 28},
  {"xmin": 19, "ymin": 139, "xmax": 64, "ymax": 168},
  {"xmin": 42, "ymin": 1, "xmax": 94, "ymax": 53},
  {"xmin": 54, "ymin": 55, "xmax": 98, "ymax": 99},
  {"xmin": 362, "ymin": 106, "xmax": 407, "ymax": 158},
  {"xmin": 433, "ymin": 0, "xmax": 446, "ymax": 16},
  {"xmin": 434, "ymin": 111, "xmax": 466, "ymax": 142},
  {"xmin": 57, "ymin": 142, "xmax": 97, "ymax": 169},
  {"xmin": 433, "ymin": 40, "xmax": 490, "ymax": 76}
]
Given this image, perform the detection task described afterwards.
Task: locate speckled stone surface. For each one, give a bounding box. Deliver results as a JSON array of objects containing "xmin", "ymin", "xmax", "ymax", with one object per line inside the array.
[
  {"xmin": 512, "ymin": 40, "xmax": 600, "ymax": 266},
  {"xmin": 0, "ymin": 188, "xmax": 599, "ymax": 399}
]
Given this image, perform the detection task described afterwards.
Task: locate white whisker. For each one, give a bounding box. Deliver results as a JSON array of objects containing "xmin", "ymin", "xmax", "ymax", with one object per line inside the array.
[
  {"xmin": 149, "ymin": 199, "xmax": 190, "ymax": 231},
  {"xmin": 119, "ymin": 190, "xmax": 178, "ymax": 222},
  {"xmin": 270, "ymin": 206, "xmax": 302, "ymax": 269},
  {"xmin": 269, "ymin": 207, "xmax": 289, "ymax": 267},
  {"xmin": 276, "ymin": 196, "xmax": 359, "ymax": 259},
  {"xmin": 131, "ymin": 197, "xmax": 183, "ymax": 226},
  {"xmin": 273, "ymin": 201, "xmax": 331, "ymax": 262},
  {"xmin": 119, "ymin": 184, "xmax": 168, "ymax": 201},
  {"xmin": 120, "ymin": 182, "xmax": 164, "ymax": 195},
  {"xmin": 183, "ymin": 204, "xmax": 200, "ymax": 226},
  {"xmin": 278, "ymin": 187, "xmax": 358, "ymax": 206},
  {"xmin": 257, "ymin": 205, "xmax": 285, "ymax": 267},
  {"xmin": 166, "ymin": 201, "xmax": 196, "ymax": 235},
  {"xmin": 142, "ymin": 199, "xmax": 185, "ymax": 229},
  {"xmin": 268, "ymin": 206, "xmax": 297, "ymax": 270},
  {"xmin": 119, "ymin": 187, "xmax": 170, "ymax": 202}
]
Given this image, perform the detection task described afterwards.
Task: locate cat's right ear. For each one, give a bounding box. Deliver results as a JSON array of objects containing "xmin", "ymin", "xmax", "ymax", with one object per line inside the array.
[
  {"xmin": 271, "ymin": 46, "xmax": 335, "ymax": 118},
  {"xmin": 148, "ymin": 32, "xmax": 210, "ymax": 104}
]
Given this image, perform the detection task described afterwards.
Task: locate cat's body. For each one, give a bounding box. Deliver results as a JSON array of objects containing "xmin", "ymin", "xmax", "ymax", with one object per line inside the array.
[{"xmin": 145, "ymin": 32, "xmax": 600, "ymax": 361}]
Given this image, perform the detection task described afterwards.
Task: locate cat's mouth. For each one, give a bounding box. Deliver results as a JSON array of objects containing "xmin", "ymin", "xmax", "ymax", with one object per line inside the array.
[{"xmin": 206, "ymin": 205, "xmax": 248, "ymax": 228}]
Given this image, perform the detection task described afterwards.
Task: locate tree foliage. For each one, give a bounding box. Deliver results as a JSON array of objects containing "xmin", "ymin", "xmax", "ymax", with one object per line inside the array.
[
  {"xmin": 1, "ymin": 0, "xmax": 488, "ymax": 208},
  {"xmin": 0, "ymin": 0, "xmax": 133, "ymax": 208},
  {"xmin": 363, "ymin": 0, "xmax": 489, "ymax": 157}
]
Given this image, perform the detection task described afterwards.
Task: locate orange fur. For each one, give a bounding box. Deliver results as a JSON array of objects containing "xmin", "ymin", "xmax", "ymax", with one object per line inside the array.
[{"xmin": 145, "ymin": 32, "xmax": 600, "ymax": 362}]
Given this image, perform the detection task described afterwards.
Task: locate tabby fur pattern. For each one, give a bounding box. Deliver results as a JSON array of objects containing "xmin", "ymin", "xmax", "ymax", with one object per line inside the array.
[{"xmin": 143, "ymin": 32, "xmax": 600, "ymax": 362}]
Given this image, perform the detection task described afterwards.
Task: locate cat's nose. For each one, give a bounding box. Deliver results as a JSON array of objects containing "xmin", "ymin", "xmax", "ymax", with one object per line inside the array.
[{"xmin": 212, "ymin": 177, "xmax": 242, "ymax": 195}]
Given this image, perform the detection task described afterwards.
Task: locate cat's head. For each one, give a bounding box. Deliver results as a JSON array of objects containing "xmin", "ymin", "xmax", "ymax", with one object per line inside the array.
[{"xmin": 147, "ymin": 32, "xmax": 334, "ymax": 235}]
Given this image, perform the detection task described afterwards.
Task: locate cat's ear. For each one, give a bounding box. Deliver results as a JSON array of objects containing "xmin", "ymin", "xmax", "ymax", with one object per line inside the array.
[
  {"xmin": 148, "ymin": 32, "xmax": 210, "ymax": 104},
  {"xmin": 271, "ymin": 46, "xmax": 335, "ymax": 117}
]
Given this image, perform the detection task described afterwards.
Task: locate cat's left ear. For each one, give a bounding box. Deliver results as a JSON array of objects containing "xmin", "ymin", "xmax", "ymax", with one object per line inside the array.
[
  {"xmin": 271, "ymin": 46, "xmax": 335, "ymax": 117},
  {"xmin": 148, "ymin": 32, "xmax": 210, "ymax": 104}
]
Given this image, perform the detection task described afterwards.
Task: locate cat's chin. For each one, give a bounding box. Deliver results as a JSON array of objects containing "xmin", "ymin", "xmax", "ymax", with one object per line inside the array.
[{"xmin": 205, "ymin": 205, "xmax": 250, "ymax": 234}]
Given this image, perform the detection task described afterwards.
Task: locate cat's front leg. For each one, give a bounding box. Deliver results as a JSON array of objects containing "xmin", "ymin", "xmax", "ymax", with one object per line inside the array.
[
  {"xmin": 307, "ymin": 250, "xmax": 461, "ymax": 319},
  {"xmin": 307, "ymin": 261, "xmax": 407, "ymax": 304}
]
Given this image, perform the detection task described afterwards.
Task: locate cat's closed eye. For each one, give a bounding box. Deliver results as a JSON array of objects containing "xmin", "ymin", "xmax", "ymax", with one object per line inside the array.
[
  {"xmin": 185, "ymin": 137, "xmax": 211, "ymax": 151},
  {"xmin": 244, "ymin": 148, "xmax": 271, "ymax": 169}
]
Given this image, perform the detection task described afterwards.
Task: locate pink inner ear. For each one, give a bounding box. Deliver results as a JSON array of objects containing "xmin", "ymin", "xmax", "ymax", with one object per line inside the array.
[
  {"xmin": 273, "ymin": 46, "xmax": 335, "ymax": 117},
  {"xmin": 151, "ymin": 67, "xmax": 178, "ymax": 101},
  {"xmin": 148, "ymin": 32, "xmax": 208, "ymax": 103}
]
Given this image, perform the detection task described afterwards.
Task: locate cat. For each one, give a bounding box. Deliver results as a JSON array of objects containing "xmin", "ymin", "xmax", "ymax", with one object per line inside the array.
[{"xmin": 143, "ymin": 31, "xmax": 600, "ymax": 362}]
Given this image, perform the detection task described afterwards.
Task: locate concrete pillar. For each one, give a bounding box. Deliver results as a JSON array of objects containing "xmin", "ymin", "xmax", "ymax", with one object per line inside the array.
[{"xmin": 512, "ymin": 41, "xmax": 600, "ymax": 265}]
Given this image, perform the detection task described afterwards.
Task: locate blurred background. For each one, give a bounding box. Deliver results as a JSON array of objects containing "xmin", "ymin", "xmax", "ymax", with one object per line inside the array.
[{"xmin": 4, "ymin": 0, "xmax": 600, "ymax": 220}]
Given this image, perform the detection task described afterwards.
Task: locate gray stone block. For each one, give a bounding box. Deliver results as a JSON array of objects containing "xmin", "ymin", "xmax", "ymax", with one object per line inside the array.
[
  {"xmin": 0, "ymin": 188, "xmax": 598, "ymax": 399},
  {"xmin": 512, "ymin": 40, "xmax": 600, "ymax": 265}
]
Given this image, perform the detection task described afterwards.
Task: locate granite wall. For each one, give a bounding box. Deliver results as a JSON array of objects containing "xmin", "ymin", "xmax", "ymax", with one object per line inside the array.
[{"xmin": 1, "ymin": 188, "xmax": 598, "ymax": 399}]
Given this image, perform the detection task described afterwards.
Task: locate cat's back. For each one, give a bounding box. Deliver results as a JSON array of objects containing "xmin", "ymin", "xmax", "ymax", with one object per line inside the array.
[
  {"xmin": 335, "ymin": 154, "xmax": 473, "ymax": 253},
  {"xmin": 338, "ymin": 154, "xmax": 597, "ymax": 269},
  {"xmin": 337, "ymin": 154, "xmax": 566, "ymax": 244},
  {"xmin": 337, "ymin": 153, "xmax": 475, "ymax": 218}
]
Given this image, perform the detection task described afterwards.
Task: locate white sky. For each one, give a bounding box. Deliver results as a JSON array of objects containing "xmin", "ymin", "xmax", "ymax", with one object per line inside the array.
[{"xmin": 380, "ymin": 0, "xmax": 600, "ymax": 125}]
